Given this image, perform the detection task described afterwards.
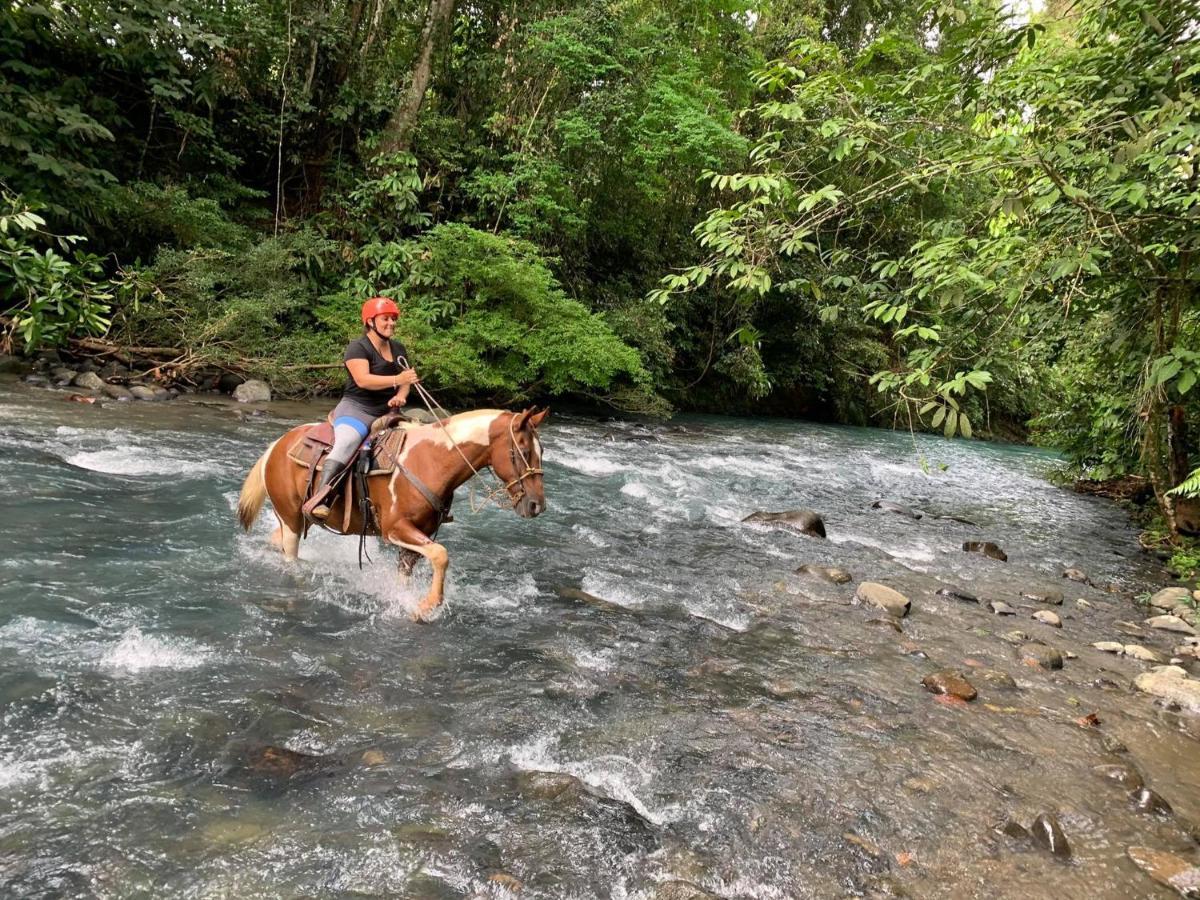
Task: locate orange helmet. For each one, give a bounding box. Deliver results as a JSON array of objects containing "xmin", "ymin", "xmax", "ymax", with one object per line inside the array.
[{"xmin": 361, "ymin": 296, "xmax": 399, "ymax": 324}]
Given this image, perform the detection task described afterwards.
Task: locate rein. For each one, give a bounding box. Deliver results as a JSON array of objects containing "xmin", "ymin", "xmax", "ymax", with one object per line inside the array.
[{"xmin": 400, "ymin": 362, "xmax": 541, "ymax": 513}]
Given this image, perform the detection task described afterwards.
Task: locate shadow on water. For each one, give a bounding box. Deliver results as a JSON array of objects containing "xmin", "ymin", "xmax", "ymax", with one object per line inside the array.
[{"xmin": 1, "ymin": 380, "xmax": 1198, "ymax": 898}]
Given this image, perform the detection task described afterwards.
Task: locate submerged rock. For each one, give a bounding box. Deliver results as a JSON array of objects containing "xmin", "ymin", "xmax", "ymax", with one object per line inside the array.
[
  {"xmin": 937, "ymin": 586, "xmax": 979, "ymax": 603},
  {"xmin": 1063, "ymin": 568, "xmax": 1091, "ymax": 584},
  {"xmin": 1000, "ymin": 819, "xmax": 1031, "ymax": 841},
  {"xmin": 742, "ymin": 509, "xmax": 826, "ymax": 538},
  {"xmin": 1093, "ymin": 641, "xmax": 1124, "ymax": 653},
  {"xmin": 1146, "ymin": 615, "xmax": 1198, "ymax": 636},
  {"xmin": 871, "ymin": 499, "xmax": 923, "ymax": 519},
  {"xmin": 795, "ymin": 564, "xmax": 852, "ymax": 584},
  {"xmin": 974, "ymin": 668, "xmax": 1018, "ymax": 690},
  {"xmin": 516, "ymin": 771, "xmax": 587, "ymax": 801},
  {"xmin": 854, "ymin": 582, "xmax": 911, "ymax": 618},
  {"xmin": 1131, "ymin": 788, "xmax": 1174, "ymax": 816},
  {"xmin": 1126, "ymin": 847, "xmax": 1200, "ymax": 897},
  {"xmin": 1022, "ymin": 588, "xmax": 1064, "ymax": 606},
  {"xmin": 1092, "ymin": 763, "xmax": 1144, "ymax": 791},
  {"xmin": 990, "ymin": 601, "xmax": 1017, "ymax": 616},
  {"xmin": 1019, "ymin": 644, "xmax": 1064, "ymax": 670},
  {"xmin": 1032, "ymin": 610, "xmax": 1062, "ymax": 628},
  {"xmin": 1030, "ymin": 813, "xmax": 1071, "ymax": 858},
  {"xmin": 922, "ymin": 670, "xmax": 978, "ymax": 701},
  {"xmin": 1134, "ymin": 666, "xmax": 1200, "ymax": 712},
  {"xmin": 963, "ymin": 541, "xmax": 1008, "ymax": 561}
]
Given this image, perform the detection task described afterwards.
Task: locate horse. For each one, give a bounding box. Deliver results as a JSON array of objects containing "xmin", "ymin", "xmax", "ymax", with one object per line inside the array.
[{"xmin": 236, "ymin": 407, "xmax": 549, "ymax": 621}]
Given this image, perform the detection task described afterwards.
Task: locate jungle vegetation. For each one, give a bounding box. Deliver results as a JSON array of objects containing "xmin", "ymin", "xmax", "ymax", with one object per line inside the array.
[{"xmin": 1, "ymin": 0, "xmax": 1198, "ymax": 538}]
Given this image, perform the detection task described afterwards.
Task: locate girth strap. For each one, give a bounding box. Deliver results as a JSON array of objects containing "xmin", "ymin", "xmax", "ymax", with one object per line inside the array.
[{"xmin": 396, "ymin": 463, "xmax": 446, "ymax": 519}]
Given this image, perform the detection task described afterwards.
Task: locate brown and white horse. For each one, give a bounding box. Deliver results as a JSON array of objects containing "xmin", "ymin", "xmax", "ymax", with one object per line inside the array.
[{"xmin": 237, "ymin": 407, "xmax": 548, "ymax": 621}]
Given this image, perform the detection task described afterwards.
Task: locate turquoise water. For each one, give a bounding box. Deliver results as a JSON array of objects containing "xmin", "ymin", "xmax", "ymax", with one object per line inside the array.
[{"xmin": 0, "ymin": 380, "xmax": 1194, "ymax": 899}]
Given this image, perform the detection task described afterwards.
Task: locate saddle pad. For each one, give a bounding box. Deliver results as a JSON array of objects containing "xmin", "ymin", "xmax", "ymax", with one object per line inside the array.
[
  {"xmin": 367, "ymin": 427, "xmax": 408, "ymax": 476},
  {"xmin": 286, "ymin": 421, "xmax": 334, "ymax": 469}
]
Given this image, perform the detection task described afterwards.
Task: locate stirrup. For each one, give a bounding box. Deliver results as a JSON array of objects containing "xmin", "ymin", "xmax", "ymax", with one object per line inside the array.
[{"xmin": 303, "ymin": 486, "xmax": 334, "ymax": 521}]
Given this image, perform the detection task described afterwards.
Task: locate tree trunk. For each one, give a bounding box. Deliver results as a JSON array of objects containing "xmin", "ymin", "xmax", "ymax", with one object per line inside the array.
[{"xmin": 376, "ymin": 0, "xmax": 455, "ymax": 157}]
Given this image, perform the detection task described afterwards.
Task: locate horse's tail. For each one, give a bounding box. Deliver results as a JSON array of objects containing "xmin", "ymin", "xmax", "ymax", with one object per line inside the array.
[{"xmin": 237, "ymin": 440, "xmax": 277, "ymax": 531}]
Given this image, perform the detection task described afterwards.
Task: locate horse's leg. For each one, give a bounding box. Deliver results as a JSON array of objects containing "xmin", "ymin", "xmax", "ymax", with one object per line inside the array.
[
  {"xmin": 385, "ymin": 522, "xmax": 448, "ymax": 622},
  {"xmin": 271, "ymin": 513, "xmax": 301, "ymax": 561}
]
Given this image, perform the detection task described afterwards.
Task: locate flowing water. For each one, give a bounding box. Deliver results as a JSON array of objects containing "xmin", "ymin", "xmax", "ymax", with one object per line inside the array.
[{"xmin": 1, "ymin": 378, "xmax": 1198, "ymax": 899}]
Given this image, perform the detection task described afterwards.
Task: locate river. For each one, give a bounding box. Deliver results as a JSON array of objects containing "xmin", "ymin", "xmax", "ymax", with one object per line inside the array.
[{"xmin": 1, "ymin": 378, "xmax": 1198, "ymax": 899}]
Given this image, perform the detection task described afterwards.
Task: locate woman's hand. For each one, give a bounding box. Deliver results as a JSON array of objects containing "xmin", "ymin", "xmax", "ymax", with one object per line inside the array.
[
  {"xmin": 395, "ymin": 368, "xmax": 420, "ymax": 386},
  {"xmin": 387, "ymin": 393, "xmax": 407, "ymax": 409}
]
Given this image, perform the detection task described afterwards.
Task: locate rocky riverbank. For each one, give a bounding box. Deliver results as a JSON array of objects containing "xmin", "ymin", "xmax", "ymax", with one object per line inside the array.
[
  {"xmin": 1, "ymin": 348, "xmax": 275, "ymax": 404},
  {"xmin": 737, "ymin": 502, "xmax": 1200, "ymax": 897}
]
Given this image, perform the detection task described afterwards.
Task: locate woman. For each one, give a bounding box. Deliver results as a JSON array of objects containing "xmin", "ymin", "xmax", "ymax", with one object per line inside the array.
[{"xmin": 303, "ymin": 296, "xmax": 420, "ymax": 521}]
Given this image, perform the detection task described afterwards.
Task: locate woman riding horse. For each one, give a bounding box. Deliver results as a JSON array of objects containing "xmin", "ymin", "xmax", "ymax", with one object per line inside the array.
[{"xmin": 303, "ymin": 296, "xmax": 421, "ymax": 521}]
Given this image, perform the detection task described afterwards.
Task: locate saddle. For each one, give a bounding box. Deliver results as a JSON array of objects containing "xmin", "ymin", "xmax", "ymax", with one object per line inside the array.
[{"xmin": 287, "ymin": 413, "xmax": 451, "ymax": 535}]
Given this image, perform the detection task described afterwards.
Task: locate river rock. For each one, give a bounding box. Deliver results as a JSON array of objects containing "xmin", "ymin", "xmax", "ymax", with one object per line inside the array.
[
  {"xmin": 1063, "ymin": 568, "xmax": 1091, "ymax": 584},
  {"xmin": 963, "ymin": 541, "xmax": 1007, "ymax": 561},
  {"xmin": 1147, "ymin": 615, "xmax": 1198, "ymax": 636},
  {"xmin": 516, "ymin": 770, "xmax": 586, "ymax": 801},
  {"xmin": 73, "ymin": 371, "xmax": 104, "ymax": 391},
  {"xmin": 101, "ymin": 382, "xmax": 134, "ymax": 400},
  {"xmin": 1093, "ymin": 763, "xmax": 1144, "ymax": 791},
  {"xmin": 1126, "ymin": 847, "xmax": 1200, "ymax": 897},
  {"xmin": 233, "ymin": 379, "xmax": 271, "ymax": 403},
  {"xmin": 742, "ymin": 509, "xmax": 826, "ymax": 538},
  {"xmin": 1175, "ymin": 644, "xmax": 1200, "ymax": 660},
  {"xmin": 872, "ymin": 499, "xmax": 923, "ymax": 519},
  {"xmin": 1030, "ymin": 813, "xmax": 1071, "ymax": 858},
  {"xmin": 990, "ymin": 601, "xmax": 1016, "ymax": 616},
  {"xmin": 129, "ymin": 385, "xmax": 158, "ymax": 401},
  {"xmin": 1000, "ymin": 630, "xmax": 1030, "ymax": 645},
  {"xmin": 1132, "ymin": 788, "xmax": 1174, "ymax": 816},
  {"xmin": 1135, "ymin": 666, "xmax": 1200, "ymax": 712},
  {"xmin": 1000, "ymin": 820, "xmax": 1031, "ymax": 841},
  {"xmin": 1093, "ymin": 641, "xmax": 1125, "ymax": 653},
  {"xmin": 921, "ymin": 670, "xmax": 978, "ymax": 701},
  {"xmin": 795, "ymin": 564, "xmax": 852, "ymax": 584},
  {"xmin": 1126, "ymin": 644, "xmax": 1167, "ymax": 663},
  {"xmin": 97, "ymin": 361, "xmax": 128, "ymax": 380},
  {"xmin": 1019, "ymin": 644, "xmax": 1063, "ymax": 670},
  {"xmin": 1032, "ymin": 610, "xmax": 1062, "ymax": 628},
  {"xmin": 854, "ymin": 582, "xmax": 910, "ymax": 617},
  {"xmin": 1022, "ymin": 588, "xmax": 1064, "ymax": 606},
  {"xmin": 937, "ymin": 586, "xmax": 979, "ymax": 603},
  {"xmin": 0, "ymin": 353, "xmax": 30, "ymax": 374},
  {"xmin": 24, "ymin": 373, "xmax": 49, "ymax": 385},
  {"xmin": 1151, "ymin": 588, "xmax": 1194, "ymax": 611}
]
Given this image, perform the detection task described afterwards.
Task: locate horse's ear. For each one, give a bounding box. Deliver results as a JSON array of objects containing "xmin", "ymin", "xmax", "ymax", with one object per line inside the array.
[{"xmin": 528, "ymin": 406, "xmax": 550, "ymax": 429}]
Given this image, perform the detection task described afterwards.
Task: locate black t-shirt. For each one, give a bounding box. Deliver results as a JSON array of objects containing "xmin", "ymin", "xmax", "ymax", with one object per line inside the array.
[{"xmin": 342, "ymin": 335, "xmax": 411, "ymax": 413}]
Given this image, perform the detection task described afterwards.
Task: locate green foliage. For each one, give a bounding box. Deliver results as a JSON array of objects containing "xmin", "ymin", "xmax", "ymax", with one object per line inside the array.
[
  {"xmin": 0, "ymin": 194, "xmax": 114, "ymax": 350},
  {"xmin": 391, "ymin": 223, "xmax": 654, "ymax": 406}
]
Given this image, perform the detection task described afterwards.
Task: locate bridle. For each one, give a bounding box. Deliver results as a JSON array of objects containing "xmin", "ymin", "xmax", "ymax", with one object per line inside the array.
[{"xmin": 500, "ymin": 414, "xmax": 544, "ymax": 507}]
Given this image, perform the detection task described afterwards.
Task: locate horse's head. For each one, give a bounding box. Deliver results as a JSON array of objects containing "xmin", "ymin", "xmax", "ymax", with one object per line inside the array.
[{"xmin": 490, "ymin": 407, "xmax": 549, "ymax": 518}]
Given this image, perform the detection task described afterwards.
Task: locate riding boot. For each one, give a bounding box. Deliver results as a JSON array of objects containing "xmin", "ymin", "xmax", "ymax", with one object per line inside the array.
[{"xmin": 303, "ymin": 459, "xmax": 347, "ymax": 521}]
